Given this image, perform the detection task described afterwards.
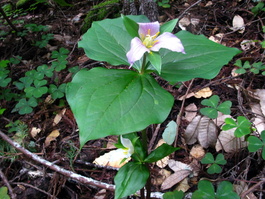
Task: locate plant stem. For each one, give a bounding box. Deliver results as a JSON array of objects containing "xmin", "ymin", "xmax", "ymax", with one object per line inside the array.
[{"xmin": 140, "ymin": 54, "xmax": 147, "ymax": 74}]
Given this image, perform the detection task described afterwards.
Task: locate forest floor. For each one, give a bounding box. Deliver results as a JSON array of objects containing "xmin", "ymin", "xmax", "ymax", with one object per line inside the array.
[{"xmin": 0, "ymin": 0, "xmax": 264, "ymax": 198}]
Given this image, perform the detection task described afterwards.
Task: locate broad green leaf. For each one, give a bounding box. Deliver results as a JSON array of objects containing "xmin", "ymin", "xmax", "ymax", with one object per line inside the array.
[
  {"xmin": 160, "ymin": 31, "xmax": 241, "ymax": 83},
  {"xmin": 201, "ymin": 152, "xmax": 215, "ymax": 164},
  {"xmin": 163, "ymin": 190, "xmax": 184, "ymax": 199},
  {"xmin": 222, "ymin": 118, "xmax": 237, "ymax": 130},
  {"xmin": 247, "ymin": 136, "xmax": 263, "ymax": 152},
  {"xmin": 66, "ymin": 67, "xmax": 174, "ymax": 147},
  {"xmin": 215, "ymin": 153, "xmax": 227, "ymax": 165},
  {"xmin": 216, "ymin": 181, "xmax": 240, "ymax": 199},
  {"xmin": 160, "ymin": 18, "xmax": 178, "ymax": 33},
  {"xmin": 144, "ymin": 143, "xmax": 179, "ymax": 163},
  {"xmin": 192, "ymin": 180, "xmax": 215, "ymax": 199},
  {"xmin": 217, "ymin": 101, "xmax": 232, "ymax": 115},
  {"xmin": 147, "ymin": 51, "xmax": 162, "ymax": 74},
  {"xmin": 207, "ymin": 163, "xmax": 222, "ymax": 174},
  {"xmin": 0, "ymin": 187, "xmax": 10, "ymax": 199},
  {"xmin": 122, "ymin": 15, "xmax": 139, "ymax": 38},
  {"xmin": 114, "ymin": 162, "xmax": 149, "ymax": 199},
  {"xmin": 79, "ymin": 15, "xmax": 149, "ymax": 67},
  {"xmin": 162, "ymin": 120, "xmax": 177, "ymax": 145}
]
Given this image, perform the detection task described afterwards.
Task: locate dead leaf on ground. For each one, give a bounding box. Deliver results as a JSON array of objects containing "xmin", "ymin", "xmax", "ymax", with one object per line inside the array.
[
  {"xmin": 175, "ymin": 178, "xmax": 190, "ymax": 193},
  {"xmin": 184, "ymin": 103, "xmax": 198, "ymax": 122},
  {"xmin": 234, "ymin": 181, "xmax": 257, "ymax": 199},
  {"xmin": 231, "ymin": 14, "xmax": 245, "ymax": 33},
  {"xmin": 161, "ymin": 159, "xmax": 193, "ymax": 190},
  {"xmin": 152, "ymin": 169, "xmax": 171, "ymax": 186},
  {"xmin": 216, "ymin": 128, "xmax": 247, "ymax": 152},
  {"xmin": 45, "ymin": 129, "xmax": 60, "ymax": 147},
  {"xmin": 93, "ymin": 189, "xmax": 107, "ymax": 199},
  {"xmin": 250, "ymin": 103, "xmax": 265, "ymax": 134},
  {"xmin": 194, "ymin": 87, "xmax": 212, "ymax": 98},
  {"xmin": 156, "ymin": 139, "xmax": 170, "ymax": 168},
  {"xmin": 190, "ymin": 144, "xmax": 205, "ymax": 160},
  {"xmin": 184, "ymin": 116, "xmax": 218, "ymax": 148},
  {"xmin": 53, "ymin": 108, "xmax": 66, "ymax": 126},
  {"xmin": 30, "ymin": 127, "xmax": 41, "ymax": 139}
]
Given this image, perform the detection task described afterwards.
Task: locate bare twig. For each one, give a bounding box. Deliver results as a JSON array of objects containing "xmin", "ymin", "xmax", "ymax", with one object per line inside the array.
[
  {"xmin": 0, "ymin": 6, "xmax": 18, "ymax": 32},
  {"xmin": 0, "ymin": 130, "xmax": 115, "ymax": 191},
  {"xmin": 178, "ymin": 0, "xmax": 203, "ymax": 20},
  {"xmin": 0, "ymin": 169, "xmax": 16, "ymax": 199}
]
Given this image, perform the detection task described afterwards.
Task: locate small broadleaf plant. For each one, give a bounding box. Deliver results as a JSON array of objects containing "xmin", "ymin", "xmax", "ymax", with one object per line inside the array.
[
  {"xmin": 200, "ymin": 95, "xmax": 232, "ymax": 119},
  {"xmin": 201, "ymin": 152, "xmax": 227, "ymax": 174},
  {"xmin": 247, "ymin": 130, "xmax": 265, "ymax": 160},
  {"xmin": 222, "ymin": 116, "xmax": 252, "ymax": 137},
  {"xmin": 192, "ymin": 180, "xmax": 240, "ymax": 199}
]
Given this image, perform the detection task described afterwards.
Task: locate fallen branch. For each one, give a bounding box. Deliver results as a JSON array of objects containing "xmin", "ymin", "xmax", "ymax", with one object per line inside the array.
[{"xmin": 0, "ymin": 130, "xmax": 115, "ymax": 191}]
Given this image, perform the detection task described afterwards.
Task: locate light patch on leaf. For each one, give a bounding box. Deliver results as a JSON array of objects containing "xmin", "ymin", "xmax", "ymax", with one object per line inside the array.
[
  {"xmin": 216, "ymin": 128, "xmax": 247, "ymax": 152},
  {"xmin": 184, "ymin": 103, "xmax": 197, "ymax": 122}
]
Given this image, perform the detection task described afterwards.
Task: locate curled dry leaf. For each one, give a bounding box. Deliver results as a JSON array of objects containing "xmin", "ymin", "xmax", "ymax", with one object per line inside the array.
[
  {"xmin": 250, "ymin": 103, "xmax": 265, "ymax": 134},
  {"xmin": 152, "ymin": 169, "xmax": 171, "ymax": 186},
  {"xmin": 240, "ymin": 40, "xmax": 255, "ymax": 51},
  {"xmin": 254, "ymin": 89, "xmax": 265, "ymax": 116},
  {"xmin": 30, "ymin": 127, "xmax": 41, "ymax": 138},
  {"xmin": 215, "ymin": 128, "xmax": 247, "ymax": 152},
  {"xmin": 45, "ymin": 129, "xmax": 60, "ymax": 147},
  {"xmin": 161, "ymin": 159, "xmax": 192, "ymax": 190},
  {"xmin": 53, "ymin": 108, "xmax": 66, "ymax": 126},
  {"xmin": 190, "ymin": 144, "xmax": 205, "ymax": 160},
  {"xmin": 194, "ymin": 87, "xmax": 212, "ymax": 98},
  {"xmin": 175, "ymin": 178, "xmax": 190, "ymax": 193},
  {"xmin": 209, "ymin": 33, "xmax": 224, "ymax": 44},
  {"xmin": 184, "ymin": 116, "xmax": 218, "ymax": 148},
  {"xmin": 234, "ymin": 181, "xmax": 257, "ymax": 199}
]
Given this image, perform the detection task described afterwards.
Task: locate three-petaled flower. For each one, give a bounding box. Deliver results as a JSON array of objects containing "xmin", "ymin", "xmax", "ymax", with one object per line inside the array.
[
  {"xmin": 109, "ymin": 136, "xmax": 134, "ymax": 162},
  {"xmin": 126, "ymin": 21, "xmax": 186, "ymax": 67}
]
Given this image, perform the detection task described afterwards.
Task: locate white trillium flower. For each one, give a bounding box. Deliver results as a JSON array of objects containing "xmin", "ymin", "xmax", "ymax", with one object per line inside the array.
[{"xmin": 126, "ymin": 21, "xmax": 186, "ymax": 67}]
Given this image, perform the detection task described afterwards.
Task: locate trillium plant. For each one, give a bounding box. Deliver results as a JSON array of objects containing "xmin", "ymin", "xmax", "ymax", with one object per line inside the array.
[{"xmin": 66, "ymin": 15, "xmax": 240, "ymax": 198}]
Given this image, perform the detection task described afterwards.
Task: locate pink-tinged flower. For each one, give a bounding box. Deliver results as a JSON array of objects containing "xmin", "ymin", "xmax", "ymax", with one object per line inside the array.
[{"xmin": 126, "ymin": 21, "xmax": 185, "ymax": 67}]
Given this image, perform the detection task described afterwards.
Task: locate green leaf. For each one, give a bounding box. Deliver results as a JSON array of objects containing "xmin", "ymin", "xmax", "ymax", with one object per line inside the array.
[
  {"xmin": 215, "ymin": 153, "xmax": 227, "ymax": 165},
  {"xmin": 122, "ymin": 15, "xmax": 139, "ymax": 38},
  {"xmin": 201, "ymin": 95, "xmax": 220, "ymax": 108},
  {"xmin": 216, "ymin": 181, "xmax": 240, "ymax": 199},
  {"xmin": 222, "ymin": 118, "xmax": 237, "ymax": 130},
  {"xmin": 66, "ymin": 67, "xmax": 174, "ymax": 147},
  {"xmin": 13, "ymin": 97, "xmax": 38, "ymax": 115},
  {"xmin": 78, "ymin": 15, "xmax": 149, "ymax": 67},
  {"xmin": 207, "ymin": 163, "xmax": 222, "ymax": 174},
  {"xmin": 147, "ymin": 51, "xmax": 162, "ymax": 74},
  {"xmin": 201, "ymin": 152, "xmax": 215, "ymax": 164},
  {"xmin": 144, "ymin": 143, "xmax": 179, "ymax": 163},
  {"xmin": 217, "ymin": 101, "xmax": 232, "ymax": 115},
  {"xmin": 162, "ymin": 120, "xmax": 177, "ymax": 145},
  {"xmin": 49, "ymin": 84, "xmax": 66, "ymax": 99},
  {"xmin": 114, "ymin": 162, "xmax": 149, "ymax": 199},
  {"xmin": 247, "ymin": 136, "xmax": 263, "ymax": 152},
  {"xmin": 163, "ymin": 190, "xmax": 184, "ymax": 199},
  {"xmin": 160, "ymin": 18, "xmax": 178, "ymax": 33},
  {"xmin": 200, "ymin": 107, "xmax": 218, "ymax": 119},
  {"xmin": 160, "ymin": 31, "xmax": 241, "ymax": 83},
  {"xmin": 0, "ymin": 186, "xmax": 10, "ymax": 199},
  {"xmin": 192, "ymin": 180, "xmax": 215, "ymax": 199}
]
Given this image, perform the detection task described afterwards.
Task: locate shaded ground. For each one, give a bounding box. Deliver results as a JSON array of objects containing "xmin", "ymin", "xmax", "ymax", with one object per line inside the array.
[{"xmin": 0, "ymin": 0, "xmax": 264, "ymax": 198}]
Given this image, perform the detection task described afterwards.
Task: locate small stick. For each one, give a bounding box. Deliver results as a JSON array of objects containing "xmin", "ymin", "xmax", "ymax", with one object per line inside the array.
[{"xmin": 0, "ymin": 169, "xmax": 16, "ymax": 199}]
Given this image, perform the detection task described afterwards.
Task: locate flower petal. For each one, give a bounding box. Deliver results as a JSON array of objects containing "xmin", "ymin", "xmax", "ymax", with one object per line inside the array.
[
  {"xmin": 121, "ymin": 136, "xmax": 134, "ymax": 155},
  {"xmin": 138, "ymin": 22, "xmax": 160, "ymax": 38},
  {"xmin": 126, "ymin": 37, "xmax": 149, "ymax": 66},
  {"xmin": 151, "ymin": 32, "xmax": 186, "ymax": 54}
]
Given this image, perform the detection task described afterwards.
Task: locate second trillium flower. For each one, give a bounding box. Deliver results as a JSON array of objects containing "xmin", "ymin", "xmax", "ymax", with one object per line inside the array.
[{"xmin": 126, "ymin": 21, "xmax": 186, "ymax": 70}]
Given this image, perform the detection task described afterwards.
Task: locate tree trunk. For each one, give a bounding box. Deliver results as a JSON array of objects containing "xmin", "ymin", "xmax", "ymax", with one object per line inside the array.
[{"xmin": 122, "ymin": 0, "xmax": 158, "ymax": 22}]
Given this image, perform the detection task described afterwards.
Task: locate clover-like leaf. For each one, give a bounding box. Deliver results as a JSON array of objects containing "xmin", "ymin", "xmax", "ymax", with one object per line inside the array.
[
  {"xmin": 222, "ymin": 116, "xmax": 251, "ymax": 137},
  {"xmin": 248, "ymin": 131, "xmax": 265, "ymax": 159},
  {"xmin": 192, "ymin": 180, "xmax": 215, "ymax": 199},
  {"xmin": 49, "ymin": 84, "xmax": 66, "ymax": 99},
  {"xmin": 201, "ymin": 152, "xmax": 226, "ymax": 174},
  {"xmin": 52, "ymin": 47, "xmax": 69, "ymax": 60},
  {"xmin": 12, "ymin": 97, "xmax": 38, "ymax": 115},
  {"xmin": 163, "ymin": 190, "xmax": 184, "ymax": 199}
]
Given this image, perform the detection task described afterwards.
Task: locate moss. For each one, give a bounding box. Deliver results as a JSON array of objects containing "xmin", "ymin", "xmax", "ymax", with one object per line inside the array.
[{"xmin": 81, "ymin": 0, "xmax": 121, "ymax": 34}]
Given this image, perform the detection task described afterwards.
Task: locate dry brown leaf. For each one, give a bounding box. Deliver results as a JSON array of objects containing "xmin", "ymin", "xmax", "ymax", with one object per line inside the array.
[
  {"xmin": 250, "ymin": 103, "xmax": 265, "ymax": 133},
  {"xmin": 254, "ymin": 89, "xmax": 265, "ymax": 116},
  {"xmin": 30, "ymin": 127, "xmax": 41, "ymax": 139},
  {"xmin": 209, "ymin": 33, "xmax": 224, "ymax": 44},
  {"xmin": 215, "ymin": 128, "xmax": 247, "ymax": 152},
  {"xmin": 45, "ymin": 130, "xmax": 60, "ymax": 147},
  {"xmin": 194, "ymin": 87, "xmax": 212, "ymax": 98},
  {"xmin": 93, "ymin": 189, "xmax": 107, "ymax": 199},
  {"xmin": 240, "ymin": 40, "xmax": 255, "ymax": 51},
  {"xmin": 190, "ymin": 144, "xmax": 205, "ymax": 160},
  {"xmin": 234, "ymin": 181, "xmax": 257, "ymax": 199},
  {"xmin": 184, "ymin": 103, "xmax": 197, "ymax": 122},
  {"xmin": 184, "ymin": 115, "xmax": 201, "ymax": 145},
  {"xmin": 184, "ymin": 116, "xmax": 218, "ymax": 148},
  {"xmin": 197, "ymin": 117, "xmax": 218, "ymax": 148},
  {"xmin": 53, "ymin": 108, "xmax": 66, "ymax": 126},
  {"xmin": 152, "ymin": 169, "xmax": 171, "ymax": 186},
  {"xmin": 175, "ymin": 178, "xmax": 190, "ymax": 193}
]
